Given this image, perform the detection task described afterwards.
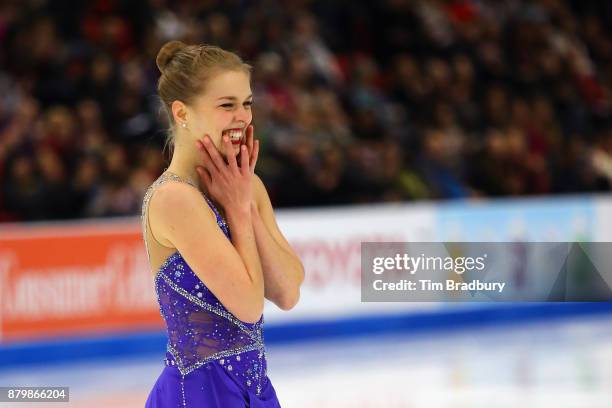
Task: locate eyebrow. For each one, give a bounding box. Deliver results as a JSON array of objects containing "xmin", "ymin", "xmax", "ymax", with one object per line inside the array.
[{"xmin": 216, "ymin": 95, "xmax": 253, "ymax": 101}]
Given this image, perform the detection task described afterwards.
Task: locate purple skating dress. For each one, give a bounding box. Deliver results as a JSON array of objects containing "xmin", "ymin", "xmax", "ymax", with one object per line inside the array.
[{"xmin": 141, "ymin": 172, "xmax": 281, "ymax": 408}]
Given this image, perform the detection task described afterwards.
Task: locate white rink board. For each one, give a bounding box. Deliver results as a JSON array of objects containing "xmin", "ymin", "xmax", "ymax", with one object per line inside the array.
[
  {"xmin": 264, "ymin": 202, "xmax": 440, "ymax": 323},
  {"xmin": 263, "ymin": 196, "xmax": 603, "ymax": 323}
]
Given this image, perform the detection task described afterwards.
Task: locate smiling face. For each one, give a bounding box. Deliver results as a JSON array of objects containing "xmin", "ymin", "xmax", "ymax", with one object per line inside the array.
[{"xmin": 182, "ymin": 70, "xmax": 253, "ymax": 158}]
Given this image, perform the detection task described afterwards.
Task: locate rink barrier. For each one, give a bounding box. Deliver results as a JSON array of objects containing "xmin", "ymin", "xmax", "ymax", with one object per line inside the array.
[
  {"xmin": 2, "ymin": 194, "xmax": 610, "ymax": 343},
  {"xmin": 1, "ymin": 302, "xmax": 612, "ymax": 369},
  {"xmin": 2, "ymin": 194, "xmax": 612, "ymax": 368}
]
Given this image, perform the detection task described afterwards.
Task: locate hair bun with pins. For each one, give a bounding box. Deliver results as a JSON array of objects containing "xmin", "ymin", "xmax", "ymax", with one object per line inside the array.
[{"xmin": 156, "ymin": 40, "xmax": 186, "ymax": 73}]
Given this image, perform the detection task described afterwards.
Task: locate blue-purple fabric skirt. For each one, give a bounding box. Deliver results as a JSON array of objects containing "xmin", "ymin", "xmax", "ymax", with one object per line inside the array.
[{"xmin": 144, "ymin": 362, "xmax": 281, "ymax": 407}]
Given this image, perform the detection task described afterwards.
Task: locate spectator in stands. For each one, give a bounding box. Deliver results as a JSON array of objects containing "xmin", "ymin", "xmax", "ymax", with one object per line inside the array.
[{"xmin": 0, "ymin": 0, "xmax": 610, "ymax": 222}]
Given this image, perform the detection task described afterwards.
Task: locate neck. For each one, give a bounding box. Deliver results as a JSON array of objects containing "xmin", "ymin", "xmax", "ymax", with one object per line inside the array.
[
  {"xmin": 165, "ymin": 137, "xmax": 205, "ymax": 193},
  {"xmin": 164, "ymin": 133, "xmax": 225, "ymax": 218}
]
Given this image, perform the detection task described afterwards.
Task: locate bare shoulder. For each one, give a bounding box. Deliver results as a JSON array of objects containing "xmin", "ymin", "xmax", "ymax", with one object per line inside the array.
[
  {"xmin": 148, "ymin": 181, "xmax": 215, "ymax": 247},
  {"xmin": 150, "ymin": 180, "xmax": 204, "ymax": 211},
  {"xmin": 253, "ymin": 172, "xmax": 265, "ymax": 191}
]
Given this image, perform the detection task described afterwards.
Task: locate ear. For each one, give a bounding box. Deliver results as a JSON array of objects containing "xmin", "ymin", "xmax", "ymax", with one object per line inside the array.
[{"xmin": 171, "ymin": 100, "xmax": 188, "ymax": 125}]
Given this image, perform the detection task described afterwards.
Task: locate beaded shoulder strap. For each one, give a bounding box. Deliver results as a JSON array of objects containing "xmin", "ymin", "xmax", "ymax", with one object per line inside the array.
[{"xmin": 141, "ymin": 172, "xmax": 199, "ymax": 264}]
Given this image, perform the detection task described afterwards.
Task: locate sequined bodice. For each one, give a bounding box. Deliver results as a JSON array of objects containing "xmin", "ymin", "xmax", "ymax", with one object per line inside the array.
[{"xmin": 141, "ymin": 172, "xmax": 268, "ymax": 396}]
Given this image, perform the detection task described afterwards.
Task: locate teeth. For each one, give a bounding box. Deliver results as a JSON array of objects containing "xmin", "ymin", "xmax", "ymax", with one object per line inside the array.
[{"xmin": 225, "ymin": 129, "xmax": 243, "ymax": 141}]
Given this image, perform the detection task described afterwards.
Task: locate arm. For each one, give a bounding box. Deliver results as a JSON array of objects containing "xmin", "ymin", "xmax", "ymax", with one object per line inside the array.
[
  {"xmin": 251, "ymin": 174, "xmax": 304, "ymax": 310},
  {"xmin": 150, "ymin": 182, "xmax": 264, "ymax": 323},
  {"xmin": 194, "ymin": 127, "xmax": 303, "ymax": 312},
  {"xmin": 225, "ymin": 202, "xmax": 265, "ymax": 318}
]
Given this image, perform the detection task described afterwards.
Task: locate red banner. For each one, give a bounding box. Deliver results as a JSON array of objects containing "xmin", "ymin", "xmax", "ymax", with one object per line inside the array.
[{"xmin": 0, "ymin": 221, "xmax": 163, "ymax": 342}]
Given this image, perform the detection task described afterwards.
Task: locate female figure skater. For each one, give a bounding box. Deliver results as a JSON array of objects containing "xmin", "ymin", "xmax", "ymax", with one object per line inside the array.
[{"xmin": 142, "ymin": 41, "xmax": 304, "ymax": 407}]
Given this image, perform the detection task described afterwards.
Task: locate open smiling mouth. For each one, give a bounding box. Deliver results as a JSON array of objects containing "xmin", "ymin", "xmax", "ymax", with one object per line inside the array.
[{"xmin": 222, "ymin": 128, "xmax": 244, "ymax": 145}]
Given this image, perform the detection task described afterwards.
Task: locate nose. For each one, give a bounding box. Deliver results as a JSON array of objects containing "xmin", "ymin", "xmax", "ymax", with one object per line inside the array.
[{"xmin": 234, "ymin": 105, "xmax": 252, "ymax": 124}]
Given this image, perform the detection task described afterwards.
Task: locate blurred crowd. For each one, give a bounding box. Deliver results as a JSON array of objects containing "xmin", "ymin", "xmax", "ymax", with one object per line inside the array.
[{"xmin": 1, "ymin": 0, "xmax": 611, "ymax": 222}]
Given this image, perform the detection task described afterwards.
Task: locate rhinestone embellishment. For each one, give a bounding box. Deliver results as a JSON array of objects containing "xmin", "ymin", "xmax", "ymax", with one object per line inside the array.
[{"xmin": 142, "ymin": 171, "xmax": 267, "ymax": 396}]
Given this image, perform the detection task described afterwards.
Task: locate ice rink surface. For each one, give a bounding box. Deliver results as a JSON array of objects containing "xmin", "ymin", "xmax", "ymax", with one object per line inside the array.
[{"xmin": 1, "ymin": 314, "xmax": 612, "ymax": 408}]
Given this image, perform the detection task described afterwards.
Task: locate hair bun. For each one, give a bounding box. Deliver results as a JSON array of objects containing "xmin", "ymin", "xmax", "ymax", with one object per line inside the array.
[{"xmin": 156, "ymin": 40, "xmax": 186, "ymax": 73}]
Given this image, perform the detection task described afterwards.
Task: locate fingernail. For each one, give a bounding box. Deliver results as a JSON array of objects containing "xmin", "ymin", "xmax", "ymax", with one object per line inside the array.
[
  {"xmin": 203, "ymin": 136, "xmax": 210, "ymax": 145},
  {"xmin": 241, "ymin": 145, "xmax": 246, "ymax": 151},
  {"xmin": 223, "ymin": 135, "xmax": 228, "ymax": 143}
]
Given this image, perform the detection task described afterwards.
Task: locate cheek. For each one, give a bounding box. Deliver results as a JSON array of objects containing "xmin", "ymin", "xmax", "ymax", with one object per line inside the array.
[
  {"xmin": 219, "ymin": 110, "xmax": 233, "ymax": 120},
  {"xmin": 215, "ymin": 112, "xmax": 233, "ymax": 133},
  {"xmin": 190, "ymin": 118, "xmax": 207, "ymax": 138}
]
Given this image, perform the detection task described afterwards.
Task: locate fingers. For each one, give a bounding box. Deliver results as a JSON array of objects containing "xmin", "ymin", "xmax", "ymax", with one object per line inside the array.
[
  {"xmin": 246, "ymin": 125, "xmax": 254, "ymax": 155},
  {"xmin": 196, "ymin": 165, "xmax": 212, "ymax": 187},
  {"xmin": 197, "ymin": 132, "xmax": 254, "ymax": 181},
  {"xmin": 246, "ymin": 125, "xmax": 258, "ymax": 170},
  {"xmin": 239, "ymin": 145, "xmax": 249, "ymax": 175},
  {"xmin": 223, "ymin": 134, "xmax": 239, "ymax": 172},
  {"xmin": 201, "ymin": 135, "xmax": 226, "ymax": 173},
  {"xmin": 196, "ymin": 139, "xmax": 218, "ymax": 176},
  {"xmin": 250, "ymin": 140, "xmax": 259, "ymax": 174}
]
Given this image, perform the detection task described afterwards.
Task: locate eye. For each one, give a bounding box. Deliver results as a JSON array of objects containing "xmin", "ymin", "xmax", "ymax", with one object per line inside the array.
[{"xmin": 219, "ymin": 101, "xmax": 253, "ymax": 109}]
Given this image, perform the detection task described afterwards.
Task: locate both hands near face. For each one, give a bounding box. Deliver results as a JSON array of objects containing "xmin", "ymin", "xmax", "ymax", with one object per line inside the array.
[
  {"xmin": 195, "ymin": 125, "xmax": 260, "ymax": 215},
  {"xmin": 190, "ymin": 124, "xmax": 303, "ymax": 312}
]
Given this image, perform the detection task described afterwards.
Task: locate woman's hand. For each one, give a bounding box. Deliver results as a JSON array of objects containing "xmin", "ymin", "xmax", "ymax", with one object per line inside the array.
[
  {"xmin": 195, "ymin": 128, "xmax": 259, "ymax": 213},
  {"xmin": 238, "ymin": 125, "xmax": 258, "ymax": 168}
]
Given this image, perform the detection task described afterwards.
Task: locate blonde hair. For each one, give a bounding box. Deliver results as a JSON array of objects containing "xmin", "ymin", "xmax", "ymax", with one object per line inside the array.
[{"xmin": 155, "ymin": 40, "xmax": 252, "ymax": 156}]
